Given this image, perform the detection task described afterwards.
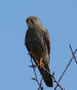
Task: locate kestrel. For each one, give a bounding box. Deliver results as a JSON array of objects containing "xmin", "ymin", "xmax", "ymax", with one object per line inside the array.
[{"xmin": 25, "ymin": 16, "xmax": 53, "ymax": 87}]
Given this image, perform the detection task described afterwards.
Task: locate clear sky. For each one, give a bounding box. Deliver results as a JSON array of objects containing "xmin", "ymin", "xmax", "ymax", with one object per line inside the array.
[{"xmin": 0, "ymin": 0, "xmax": 77, "ymax": 90}]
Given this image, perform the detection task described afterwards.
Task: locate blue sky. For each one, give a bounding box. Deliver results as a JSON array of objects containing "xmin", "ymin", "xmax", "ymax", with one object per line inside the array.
[{"xmin": 0, "ymin": 0, "xmax": 77, "ymax": 90}]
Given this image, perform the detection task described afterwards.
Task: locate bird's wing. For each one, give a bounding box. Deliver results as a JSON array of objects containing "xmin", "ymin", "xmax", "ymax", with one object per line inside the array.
[{"xmin": 44, "ymin": 28, "xmax": 50, "ymax": 54}]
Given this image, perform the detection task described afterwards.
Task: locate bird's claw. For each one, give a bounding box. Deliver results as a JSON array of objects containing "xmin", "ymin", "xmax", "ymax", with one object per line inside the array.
[
  {"xmin": 28, "ymin": 51, "xmax": 34, "ymax": 56},
  {"xmin": 38, "ymin": 58, "xmax": 44, "ymax": 68}
]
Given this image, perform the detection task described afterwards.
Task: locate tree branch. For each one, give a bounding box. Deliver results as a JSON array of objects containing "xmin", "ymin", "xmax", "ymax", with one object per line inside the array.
[
  {"xmin": 54, "ymin": 44, "xmax": 77, "ymax": 90},
  {"xmin": 29, "ymin": 57, "xmax": 43, "ymax": 90}
]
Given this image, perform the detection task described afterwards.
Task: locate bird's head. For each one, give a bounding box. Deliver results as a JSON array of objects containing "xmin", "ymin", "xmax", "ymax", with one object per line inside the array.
[{"xmin": 26, "ymin": 16, "xmax": 43, "ymax": 28}]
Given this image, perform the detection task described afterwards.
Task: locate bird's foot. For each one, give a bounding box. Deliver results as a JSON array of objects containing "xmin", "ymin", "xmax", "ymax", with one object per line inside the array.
[
  {"xmin": 38, "ymin": 58, "xmax": 44, "ymax": 68},
  {"xmin": 28, "ymin": 51, "xmax": 34, "ymax": 56}
]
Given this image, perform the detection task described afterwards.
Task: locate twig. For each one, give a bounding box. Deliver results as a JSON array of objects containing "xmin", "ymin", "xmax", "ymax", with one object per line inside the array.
[
  {"xmin": 38, "ymin": 78, "xmax": 43, "ymax": 90},
  {"xmin": 69, "ymin": 44, "xmax": 77, "ymax": 63},
  {"xmin": 30, "ymin": 57, "xmax": 43, "ymax": 90},
  {"xmin": 54, "ymin": 44, "xmax": 77, "ymax": 90}
]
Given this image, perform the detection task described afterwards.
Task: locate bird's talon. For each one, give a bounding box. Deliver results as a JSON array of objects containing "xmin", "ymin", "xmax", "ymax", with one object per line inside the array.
[
  {"xmin": 38, "ymin": 58, "xmax": 44, "ymax": 68},
  {"xmin": 28, "ymin": 51, "xmax": 34, "ymax": 56}
]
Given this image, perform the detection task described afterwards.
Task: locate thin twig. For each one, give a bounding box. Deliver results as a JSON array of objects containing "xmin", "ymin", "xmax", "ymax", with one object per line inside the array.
[
  {"xmin": 69, "ymin": 44, "xmax": 77, "ymax": 63},
  {"xmin": 30, "ymin": 57, "xmax": 43, "ymax": 90},
  {"xmin": 38, "ymin": 78, "xmax": 43, "ymax": 90},
  {"xmin": 54, "ymin": 44, "xmax": 77, "ymax": 89}
]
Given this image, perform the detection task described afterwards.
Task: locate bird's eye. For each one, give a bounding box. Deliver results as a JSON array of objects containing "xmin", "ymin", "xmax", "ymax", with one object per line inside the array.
[{"xmin": 31, "ymin": 19, "xmax": 33, "ymax": 23}]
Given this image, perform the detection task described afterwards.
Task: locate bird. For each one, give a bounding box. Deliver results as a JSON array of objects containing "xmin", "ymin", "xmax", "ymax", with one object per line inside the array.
[{"xmin": 25, "ymin": 16, "xmax": 53, "ymax": 87}]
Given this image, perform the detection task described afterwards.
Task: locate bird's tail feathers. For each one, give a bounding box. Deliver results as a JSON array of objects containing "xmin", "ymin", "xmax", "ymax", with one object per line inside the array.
[{"xmin": 38, "ymin": 65, "xmax": 53, "ymax": 87}]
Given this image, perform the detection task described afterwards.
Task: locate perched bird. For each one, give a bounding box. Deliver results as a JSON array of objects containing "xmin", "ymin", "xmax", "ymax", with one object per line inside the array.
[{"xmin": 25, "ymin": 16, "xmax": 53, "ymax": 87}]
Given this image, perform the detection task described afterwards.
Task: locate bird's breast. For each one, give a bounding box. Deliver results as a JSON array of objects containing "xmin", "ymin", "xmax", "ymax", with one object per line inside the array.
[{"xmin": 26, "ymin": 29, "xmax": 47, "ymax": 58}]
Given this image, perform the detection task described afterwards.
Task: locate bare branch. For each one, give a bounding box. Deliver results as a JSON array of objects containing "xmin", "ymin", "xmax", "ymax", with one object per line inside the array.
[
  {"xmin": 69, "ymin": 44, "xmax": 77, "ymax": 63},
  {"xmin": 30, "ymin": 57, "xmax": 43, "ymax": 90},
  {"xmin": 54, "ymin": 44, "xmax": 77, "ymax": 89}
]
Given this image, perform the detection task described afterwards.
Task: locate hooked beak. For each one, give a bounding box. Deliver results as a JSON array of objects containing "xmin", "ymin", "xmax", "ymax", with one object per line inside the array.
[{"xmin": 26, "ymin": 19, "xmax": 32, "ymax": 26}]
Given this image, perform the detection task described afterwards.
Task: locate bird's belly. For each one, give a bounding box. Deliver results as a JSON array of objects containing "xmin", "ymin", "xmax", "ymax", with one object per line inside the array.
[
  {"xmin": 28, "ymin": 35, "xmax": 46, "ymax": 60},
  {"xmin": 30, "ymin": 38, "xmax": 44, "ymax": 53}
]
